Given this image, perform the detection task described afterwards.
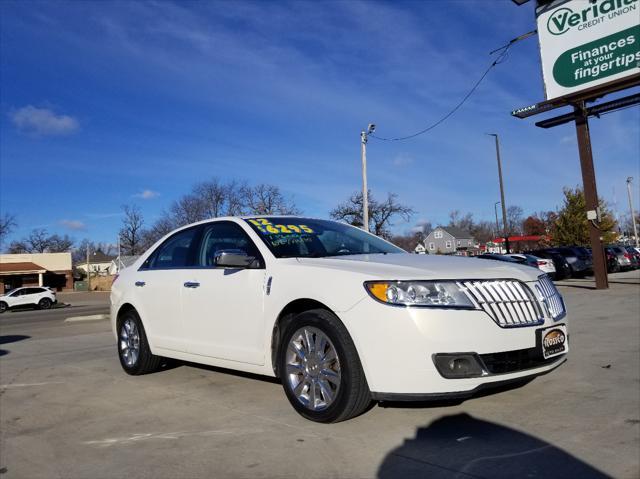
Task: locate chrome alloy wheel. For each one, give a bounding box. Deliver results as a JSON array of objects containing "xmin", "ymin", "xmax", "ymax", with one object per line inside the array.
[
  {"xmin": 285, "ymin": 326, "xmax": 341, "ymax": 411},
  {"xmin": 119, "ymin": 318, "xmax": 140, "ymax": 367}
]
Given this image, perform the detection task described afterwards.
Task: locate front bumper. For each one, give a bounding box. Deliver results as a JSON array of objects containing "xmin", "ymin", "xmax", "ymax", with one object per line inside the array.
[
  {"xmin": 340, "ymin": 295, "xmax": 568, "ymax": 396},
  {"xmin": 370, "ymin": 357, "xmax": 566, "ymax": 401}
]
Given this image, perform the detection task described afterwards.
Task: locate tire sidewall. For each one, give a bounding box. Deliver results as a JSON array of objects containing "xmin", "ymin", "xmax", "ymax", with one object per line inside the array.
[
  {"xmin": 278, "ymin": 310, "xmax": 359, "ymax": 423},
  {"xmin": 117, "ymin": 311, "xmax": 146, "ymax": 374},
  {"xmin": 0, "ymin": 302, "xmax": 7, "ymax": 313}
]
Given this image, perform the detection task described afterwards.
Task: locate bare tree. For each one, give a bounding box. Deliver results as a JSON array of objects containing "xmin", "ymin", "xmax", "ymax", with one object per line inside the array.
[
  {"xmin": 470, "ymin": 221, "xmax": 494, "ymax": 244},
  {"xmin": 6, "ymin": 228, "xmax": 74, "ymax": 253},
  {"xmin": 119, "ymin": 205, "xmax": 145, "ymax": 256},
  {"xmin": 0, "ymin": 213, "xmax": 17, "ymax": 245},
  {"xmin": 7, "ymin": 240, "xmax": 28, "ymax": 254},
  {"xmin": 506, "ymin": 205, "xmax": 524, "ymax": 235},
  {"xmin": 413, "ymin": 219, "xmax": 433, "ymax": 237},
  {"xmin": 24, "ymin": 228, "xmax": 51, "ymax": 253},
  {"xmin": 137, "ymin": 178, "xmax": 301, "ymax": 248},
  {"xmin": 141, "ymin": 217, "xmax": 176, "ymax": 250},
  {"xmin": 194, "ymin": 178, "xmax": 245, "ymax": 218},
  {"xmin": 241, "ymin": 183, "xmax": 300, "ymax": 215},
  {"xmin": 169, "ymin": 194, "xmax": 208, "ymax": 226},
  {"xmin": 73, "ymin": 239, "xmax": 115, "ymax": 263},
  {"xmin": 448, "ymin": 210, "xmax": 474, "ymax": 232},
  {"xmin": 390, "ymin": 231, "xmax": 423, "ymax": 252},
  {"xmin": 330, "ymin": 191, "xmax": 414, "ymax": 238},
  {"xmin": 47, "ymin": 234, "xmax": 74, "ymax": 252}
]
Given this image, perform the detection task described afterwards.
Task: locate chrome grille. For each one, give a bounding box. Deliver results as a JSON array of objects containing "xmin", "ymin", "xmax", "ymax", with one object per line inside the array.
[
  {"xmin": 535, "ymin": 275, "xmax": 566, "ymax": 320},
  {"xmin": 458, "ymin": 280, "xmax": 544, "ymax": 328}
]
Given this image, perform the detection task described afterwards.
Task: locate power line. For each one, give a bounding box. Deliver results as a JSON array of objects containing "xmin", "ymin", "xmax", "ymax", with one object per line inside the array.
[{"xmin": 369, "ymin": 42, "xmax": 515, "ymax": 142}]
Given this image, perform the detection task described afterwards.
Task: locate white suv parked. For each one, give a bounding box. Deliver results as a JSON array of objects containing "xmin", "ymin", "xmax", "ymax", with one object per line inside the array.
[
  {"xmin": 0, "ymin": 287, "xmax": 57, "ymax": 313},
  {"xmin": 111, "ymin": 216, "xmax": 568, "ymax": 423}
]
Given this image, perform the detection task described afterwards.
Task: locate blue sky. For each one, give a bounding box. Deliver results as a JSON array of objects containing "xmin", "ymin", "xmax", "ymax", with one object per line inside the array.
[{"xmin": 1, "ymin": 0, "xmax": 639, "ymax": 245}]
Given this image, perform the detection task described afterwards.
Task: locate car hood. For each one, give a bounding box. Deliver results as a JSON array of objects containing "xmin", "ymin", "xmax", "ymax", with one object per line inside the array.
[{"xmin": 294, "ymin": 253, "xmax": 541, "ymax": 282}]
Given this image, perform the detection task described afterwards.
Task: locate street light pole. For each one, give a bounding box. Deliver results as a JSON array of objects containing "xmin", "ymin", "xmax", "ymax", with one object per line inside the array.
[
  {"xmin": 494, "ymin": 201, "xmax": 501, "ymax": 238},
  {"xmin": 488, "ymin": 134, "xmax": 510, "ymax": 254},
  {"xmin": 627, "ymin": 177, "xmax": 639, "ymax": 247},
  {"xmin": 360, "ymin": 124, "xmax": 375, "ymax": 233},
  {"xmin": 361, "ymin": 130, "xmax": 369, "ymax": 233}
]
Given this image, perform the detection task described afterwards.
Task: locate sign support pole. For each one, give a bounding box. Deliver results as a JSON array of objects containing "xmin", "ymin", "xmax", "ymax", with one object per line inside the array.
[{"xmin": 574, "ymin": 101, "xmax": 608, "ymax": 290}]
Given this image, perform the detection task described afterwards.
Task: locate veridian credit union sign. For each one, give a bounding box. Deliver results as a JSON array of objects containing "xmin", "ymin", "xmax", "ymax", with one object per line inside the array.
[{"xmin": 537, "ymin": 0, "xmax": 640, "ymax": 100}]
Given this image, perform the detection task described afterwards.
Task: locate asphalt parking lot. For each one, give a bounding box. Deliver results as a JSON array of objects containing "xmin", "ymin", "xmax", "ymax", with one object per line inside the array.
[{"xmin": 1, "ymin": 273, "xmax": 638, "ymax": 479}]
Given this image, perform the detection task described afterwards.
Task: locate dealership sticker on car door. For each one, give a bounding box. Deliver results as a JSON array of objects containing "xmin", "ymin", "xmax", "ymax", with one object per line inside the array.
[{"xmin": 539, "ymin": 325, "xmax": 567, "ymax": 359}]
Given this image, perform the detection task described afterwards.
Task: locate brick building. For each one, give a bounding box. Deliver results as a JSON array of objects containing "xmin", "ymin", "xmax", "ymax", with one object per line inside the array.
[{"xmin": 0, "ymin": 253, "xmax": 73, "ymax": 292}]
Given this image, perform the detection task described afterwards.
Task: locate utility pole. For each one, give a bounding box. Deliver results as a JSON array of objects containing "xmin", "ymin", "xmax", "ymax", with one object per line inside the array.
[
  {"xmin": 488, "ymin": 134, "xmax": 510, "ymax": 254},
  {"xmin": 360, "ymin": 124, "xmax": 375, "ymax": 233},
  {"xmin": 574, "ymin": 102, "xmax": 608, "ymax": 289},
  {"xmin": 494, "ymin": 201, "xmax": 501, "ymax": 238},
  {"xmin": 86, "ymin": 244, "xmax": 91, "ymax": 292},
  {"xmin": 627, "ymin": 177, "xmax": 639, "ymax": 247}
]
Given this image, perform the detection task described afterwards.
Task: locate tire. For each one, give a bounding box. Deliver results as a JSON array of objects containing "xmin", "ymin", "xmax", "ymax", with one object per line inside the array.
[
  {"xmin": 117, "ymin": 309, "xmax": 161, "ymax": 375},
  {"xmin": 0, "ymin": 302, "xmax": 7, "ymax": 314},
  {"xmin": 38, "ymin": 298, "xmax": 52, "ymax": 310},
  {"xmin": 278, "ymin": 309, "xmax": 371, "ymax": 423}
]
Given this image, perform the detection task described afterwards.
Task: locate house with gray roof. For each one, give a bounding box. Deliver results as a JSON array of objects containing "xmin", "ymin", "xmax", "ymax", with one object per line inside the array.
[{"xmin": 424, "ymin": 226, "xmax": 476, "ymax": 254}]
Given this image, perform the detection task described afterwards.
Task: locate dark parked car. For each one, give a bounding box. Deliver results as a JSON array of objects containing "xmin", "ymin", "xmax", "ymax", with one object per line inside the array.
[
  {"xmin": 527, "ymin": 250, "xmax": 572, "ymax": 280},
  {"xmin": 604, "ymin": 247, "xmax": 623, "ymax": 273},
  {"xmin": 545, "ymin": 247, "xmax": 593, "ymax": 277},
  {"xmin": 607, "ymin": 245, "xmax": 634, "ymax": 271}
]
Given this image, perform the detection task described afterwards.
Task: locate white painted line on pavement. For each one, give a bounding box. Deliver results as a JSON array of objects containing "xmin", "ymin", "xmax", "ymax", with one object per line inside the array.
[
  {"xmin": 1, "ymin": 381, "xmax": 65, "ymax": 389},
  {"xmin": 64, "ymin": 314, "xmax": 109, "ymax": 322}
]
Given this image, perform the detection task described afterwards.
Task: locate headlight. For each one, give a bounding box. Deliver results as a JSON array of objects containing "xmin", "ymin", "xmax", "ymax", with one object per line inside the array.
[{"xmin": 364, "ymin": 281, "xmax": 476, "ymax": 308}]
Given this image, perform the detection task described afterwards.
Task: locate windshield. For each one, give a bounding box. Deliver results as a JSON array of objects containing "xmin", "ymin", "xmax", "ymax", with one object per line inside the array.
[{"xmin": 244, "ymin": 217, "xmax": 405, "ymax": 259}]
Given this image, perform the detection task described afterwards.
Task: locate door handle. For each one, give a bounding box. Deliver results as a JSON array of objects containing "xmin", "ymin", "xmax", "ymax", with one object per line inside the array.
[
  {"xmin": 135, "ymin": 281, "xmax": 146, "ymax": 287},
  {"xmin": 183, "ymin": 281, "xmax": 200, "ymax": 288}
]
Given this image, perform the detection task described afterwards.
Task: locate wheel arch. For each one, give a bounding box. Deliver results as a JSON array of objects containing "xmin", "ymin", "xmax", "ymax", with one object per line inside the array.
[
  {"xmin": 116, "ymin": 303, "xmax": 139, "ymax": 329},
  {"xmin": 270, "ymin": 298, "xmax": 341, "ymax": 377}
]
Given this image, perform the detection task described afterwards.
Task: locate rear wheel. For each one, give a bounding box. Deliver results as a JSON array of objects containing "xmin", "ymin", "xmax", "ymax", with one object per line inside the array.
[
  {"xmin": 278, "ymin": 309, "xmax": 371, "ymax": 423},
  {"xmin": 38, "ymin": 298, "xmax": 52, "ymax": 310},
  {"xmin": 117, "ymin": 310, "xmax": 161, "ymax": 375}
]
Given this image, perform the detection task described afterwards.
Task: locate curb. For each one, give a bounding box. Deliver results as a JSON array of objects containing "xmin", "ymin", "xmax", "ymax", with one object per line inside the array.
[{"xmin": 65, "ymin": 314, "xmax": 109, "ymax": 322}]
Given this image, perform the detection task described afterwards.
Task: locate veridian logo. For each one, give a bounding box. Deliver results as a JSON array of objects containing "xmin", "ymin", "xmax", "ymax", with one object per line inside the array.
[
  {"xmin": 547, "ymin": 7, "xmax": 574, "ymax": 36},
  {"xmin": 546, "ymin": 0, "xmax": 639, "ymax": 36}
]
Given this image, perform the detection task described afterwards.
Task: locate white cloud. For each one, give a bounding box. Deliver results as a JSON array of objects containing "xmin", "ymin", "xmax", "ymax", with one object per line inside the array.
[
  {"xmin": 134, "ymin": 189, "xmax": 160, "ymax": 199},
  {"xmin": 560, "ymin": 135, "xmax": 575, "ymax": 144},
  {"xmin": 59, "ymin": 219, "xmax": 86, "ymax": 231},
  {"xmin": 10, "ymin": 105, "xmax": 79, "ymax": 136},
  {"xmin": 393, "ymin": 153, "xmax": 415, "ymax": 167}
]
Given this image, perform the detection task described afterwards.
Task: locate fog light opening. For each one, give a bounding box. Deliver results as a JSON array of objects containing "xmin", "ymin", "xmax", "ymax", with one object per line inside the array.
[{"xmin": 434, "ymin": 353, "xmax": 484, "ymax": 379}]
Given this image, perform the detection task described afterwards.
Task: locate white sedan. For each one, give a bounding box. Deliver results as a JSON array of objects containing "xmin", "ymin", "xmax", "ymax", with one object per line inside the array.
[
  {"xmin": 506, "ymin": 253, "xmax": 557, "ymax": 277},
  {"xmin": 111, "ymin": 217, "xmax": 568, "ymax": 423}
]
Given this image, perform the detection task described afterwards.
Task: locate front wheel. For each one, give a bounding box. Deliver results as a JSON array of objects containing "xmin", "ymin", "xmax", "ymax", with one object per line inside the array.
[
  {"xmin": 278, "ymin": 309, "xmax": 371, "ymax": 423},
  {"xmin": 117, "ymin": 310, "xmax": 161, "ymax": 375},
  {"xmin": 0, "ymin": 302, "xmax": 7, "ymax": 313}
]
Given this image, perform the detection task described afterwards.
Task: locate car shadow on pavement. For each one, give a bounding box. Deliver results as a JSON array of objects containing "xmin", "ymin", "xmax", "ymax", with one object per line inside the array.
[
  {"xmin": 0, "ymin": 335, "xmax": 31, "ymax": 357},
  {"xmin": 172, "ymin": 360, "xmax": 281, "ymax": 385},
  {"xmin": 378, "ymin": 413, "xmax": 609, "ymax": 479}
]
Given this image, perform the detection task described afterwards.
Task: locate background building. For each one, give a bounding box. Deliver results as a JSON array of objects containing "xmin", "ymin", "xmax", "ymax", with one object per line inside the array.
[
  {"xmin": 424, "ymin": 227, "xmax": 476, "ymax": 254},
  {"xmin": 75, "ymin": 251, "xmax": 116, "ymax": 276},
  {"xmin": 0, "ymin": 252, "xmax": 73, "ymax": 292}
]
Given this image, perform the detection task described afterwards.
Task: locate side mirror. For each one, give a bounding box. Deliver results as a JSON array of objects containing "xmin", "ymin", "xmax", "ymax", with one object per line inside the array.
[{"xmin": 214, "ymin": 249, "xmax": 256, "ymax": 268}]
